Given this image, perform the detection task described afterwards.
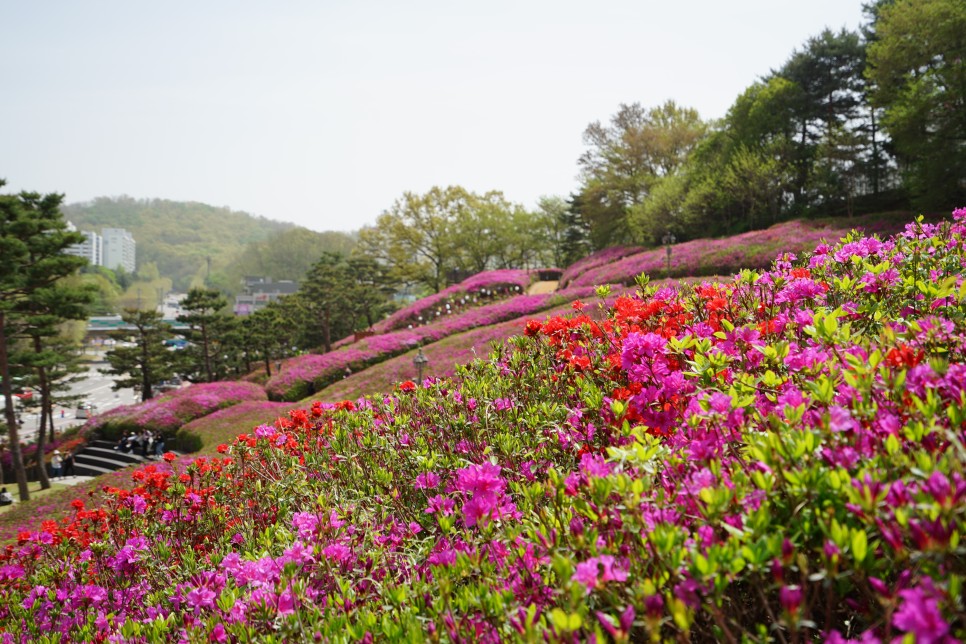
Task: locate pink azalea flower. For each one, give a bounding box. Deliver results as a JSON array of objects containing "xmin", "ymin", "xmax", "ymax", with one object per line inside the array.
[
  {"xmin": 893, "ymin": 586, "xmax": 950, "ymax": 643},
  {"xmin": 572, "ymin": 555, "xmax": 628, "ymax": 593}
]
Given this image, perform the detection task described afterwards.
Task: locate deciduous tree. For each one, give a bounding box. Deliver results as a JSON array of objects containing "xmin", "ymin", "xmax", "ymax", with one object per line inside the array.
[
  {"xmin": 577, "ymin": 101, "xmax": 706, "ymax": 247},
  {"xmin": 866, "ymin": 0, "xmax": 966, "ymax": 208}
]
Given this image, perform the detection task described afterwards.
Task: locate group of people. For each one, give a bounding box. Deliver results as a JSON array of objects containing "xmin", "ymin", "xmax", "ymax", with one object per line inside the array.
[
  {"xmin": 49, "ymin": 449, "xmax": 75, "ymax": 479},
  {"xmin": 114, "ymin": 430, "xmax": 165, "ymax": 458}
]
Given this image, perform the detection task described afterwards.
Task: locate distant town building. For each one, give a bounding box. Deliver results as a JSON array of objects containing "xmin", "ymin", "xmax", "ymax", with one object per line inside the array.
[
  {"xmin": 234, "ymin": 277, "xmax": 299, "ymax": 315},
  {"xmin": 101, "ymin": 228, "xmax": 136, "ymax": 273},
  {"xmin": 65, "ymin": 224, "xmax": 104, "ymax": 267}
]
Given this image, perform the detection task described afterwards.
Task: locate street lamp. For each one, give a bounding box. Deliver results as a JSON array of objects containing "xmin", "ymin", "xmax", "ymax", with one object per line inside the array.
[
  {"xmin": 413, "ymin": 348, "xmax": 429, "ymax": 383},
  {"xmin": 662, "ymin": 231, "xmax": 677, "ymax": 277}
]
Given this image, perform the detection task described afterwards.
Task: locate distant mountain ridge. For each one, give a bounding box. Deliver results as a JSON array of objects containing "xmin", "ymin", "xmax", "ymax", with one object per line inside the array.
[{"xmin": 61, "ymin": 196, "xmax": 340, "ymax": 291}]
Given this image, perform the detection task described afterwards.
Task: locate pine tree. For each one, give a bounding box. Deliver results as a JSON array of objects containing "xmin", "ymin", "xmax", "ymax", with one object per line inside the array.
[{"xmin": 0, "ymin": 183, "xmax": 87, "ymax": 500}]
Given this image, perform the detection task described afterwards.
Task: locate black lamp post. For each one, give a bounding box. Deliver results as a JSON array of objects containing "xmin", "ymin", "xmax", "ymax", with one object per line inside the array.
[
  {"xmin": 413, "ymin": 348, "xmax": 429, "ymax": 383},
  {"xmin": 662, "ymin": 231, "xmax": 677, "ymax": 277}
]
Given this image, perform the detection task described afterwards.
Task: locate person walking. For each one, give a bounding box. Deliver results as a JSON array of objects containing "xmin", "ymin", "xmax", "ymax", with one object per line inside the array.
[{"xmin": 51, "ymin": 450, "xmax": 63, "ymax": 479}]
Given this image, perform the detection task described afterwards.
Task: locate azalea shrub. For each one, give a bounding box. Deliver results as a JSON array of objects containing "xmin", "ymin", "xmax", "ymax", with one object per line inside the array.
[
  {"xmin": 175, "ymin": 401, "xmax": 303, "ymax": 456},
  {"xmin": 559, "ymin": 245, "xmax": 643, "ymax": 288},
  {"xmin": 565, "ymin": 215, "xmax": 940, "ymax": 290},
  {"xmin": 2, "ymin": 210, "xmax": 965, "ymax": 641},
  {"xmin": 372, "ymin": 269, "xmax": 535, "ymax": 333},
  {"xmin": 82, "ymin": 381, "xmax": 268, "ymax": 442},
  {"xmin": 265, "ymin": 285, "xmax": 600, "ymax": 401}
]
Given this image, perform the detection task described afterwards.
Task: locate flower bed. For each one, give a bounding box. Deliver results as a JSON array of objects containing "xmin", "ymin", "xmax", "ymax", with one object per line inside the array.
[
  {"xmin": 2, "ymin": 210, "xmax": 965, "ymax": 641},
  {"xmin": 372, "ymin": 268, "xmax": 535, "ymax": 333},
  {"xmin": 564, "ymin": 213, "xmax": 938, "ymax": 289},
  {"xmin": 175, "ymin": 400, "xmax": 303, "ymax": 454},
  {"xmin": 265, "ymin": 285, "xmax": 600, "ymax": 401},
  {"xmin": 83, "ymin": 381, "xmax": 268, "ymax": 440},
  {"xmin": 558, "ymin": 245, "xmax": 643, "ymax": 288}
]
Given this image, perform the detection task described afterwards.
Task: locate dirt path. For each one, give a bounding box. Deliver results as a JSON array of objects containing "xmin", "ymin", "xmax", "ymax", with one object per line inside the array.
[{"xmin": 527, "ymin": 281, "xmax": 559, "ymax": 295}]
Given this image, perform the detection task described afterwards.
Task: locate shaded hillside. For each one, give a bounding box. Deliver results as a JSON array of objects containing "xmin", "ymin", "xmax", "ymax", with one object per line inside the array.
[{"xmin": 62, "ymin": 196, "xmax": 354, "ymax": 290}]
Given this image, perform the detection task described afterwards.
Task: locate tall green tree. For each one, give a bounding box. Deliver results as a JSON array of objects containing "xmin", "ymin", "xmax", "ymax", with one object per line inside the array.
[
  {"xmin": 0, "ymin": 183, "xmax": 87, "ymax": 500},
  {"xmin": 297, "ymin": 253, "xmax": 357, "ymax": 353},
  {"xmin": 345, "ymin": 256, "xmax": 396, "ymax": 330},
  {"xmin": 777, "ymin": 28, "xmax": 871, "ymax": 211},
  {"xmin": 176, "ymin": 288, "xmax": 231, "ymax": 383},
  {"xmin": 577, "ymin": 101, "xmax": 706, "ymax": 247},
  {"xmin": 358, "ymin": 187, "xmax": 470, "ymax": 294},
  {"xmin": 12, "ymin": 282, "xmax": 94, "ymax": 490},
  {"xmin": 529, "ymin": 196, "xmax": 571, "ymax": 269},
  {"xmin": 866, "ymin": 0, "xmax": 966, "ymax": 209},
  {"xmin": 102, "ymin": 309, "xmax": 176, "ymax": 402},
  {"xmin": 247, "ymin": 301, "xmax": 291, "ymax": 377}
]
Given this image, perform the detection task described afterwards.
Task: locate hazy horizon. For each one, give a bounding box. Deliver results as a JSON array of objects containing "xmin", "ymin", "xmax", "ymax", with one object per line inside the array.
[{"xmin": 2, "ymin": 1, "xmax": 869, "ymax": 233}]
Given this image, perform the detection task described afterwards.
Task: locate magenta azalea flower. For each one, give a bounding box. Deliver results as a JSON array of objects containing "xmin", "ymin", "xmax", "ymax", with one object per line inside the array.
[{"xmin": 572, "ymin": 555, "xmax": 629, "ymax": 593}]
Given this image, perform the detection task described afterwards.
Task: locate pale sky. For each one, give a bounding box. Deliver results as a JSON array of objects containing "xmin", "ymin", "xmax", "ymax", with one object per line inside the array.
[{"xmin": 1, "ymin": 1, "xmax": 868, "ymax": 233}]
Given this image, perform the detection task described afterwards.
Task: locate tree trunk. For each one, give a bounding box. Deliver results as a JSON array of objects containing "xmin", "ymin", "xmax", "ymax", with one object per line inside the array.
[
  {"xmin": 322, "ymin": 308, "xmax": 332, "ymax": 354},
  {"xmin": 0, "ymin": 312, "xmax": 30, "ymax": 501},
  {"xmin": 32, "ymin": 336, "xmax": 51, "ymax": 490},
  {"xmin": 140, "ymin": 337, "xmax": 153, "ymax": 402},
  {"xmin": 201, "ymin": 323, "xmax": 213, "ymax": 383}
]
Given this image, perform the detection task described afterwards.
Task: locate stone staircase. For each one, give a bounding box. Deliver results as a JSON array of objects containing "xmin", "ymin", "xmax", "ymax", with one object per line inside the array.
[{"xmin": 72, "ymin": 439, "xmax": 154, "ymax": 477}]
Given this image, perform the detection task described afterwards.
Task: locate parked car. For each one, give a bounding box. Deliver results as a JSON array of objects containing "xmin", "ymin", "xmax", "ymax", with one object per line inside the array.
[{"xmin": 75, "ymin": 402, "xmax": 97, "ymax": 419}]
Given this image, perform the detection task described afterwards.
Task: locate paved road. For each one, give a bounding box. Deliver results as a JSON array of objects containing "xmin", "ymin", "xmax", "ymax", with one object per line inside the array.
[{"xmin": 16, "ymin": 355, "xmax": 138, "ymax": 441}]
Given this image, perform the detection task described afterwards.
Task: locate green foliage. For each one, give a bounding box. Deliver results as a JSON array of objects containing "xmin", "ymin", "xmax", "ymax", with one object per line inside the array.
[
  {"xmin": 60, "ymin": 197, "xmax": 348, "ymax": 292},
  {"xmin": 358, "ymin": 186, "xmax": 553, "ymax": 294},
  {"xmin": 866, "ymin": 0, "xmax": 966, "ymax": 209},
  {"xmin": 576, "ymin": 101, "xmax": 707, "ymax": 247},
  {"xmin": 176, "ymin": 288, "xmax": 233, "ymax": 383},
  {"xmin": 102, "ymin": 308, "xmax": 178, "ymax": 401},
  {"xmin": 0, "ymin": 182, "xmax": 91, "ymax": 499}
]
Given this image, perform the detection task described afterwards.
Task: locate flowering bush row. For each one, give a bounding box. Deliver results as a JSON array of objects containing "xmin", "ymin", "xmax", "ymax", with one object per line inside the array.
[
  {"xmin": 265, "ymin": 285, "xmax": 600, "ymax": 401},
  {"xmin": 564, "ymin": 214, "xmax": 936, "ymax": 289},
  {"xmin": 2, "ymin": 209, "xmax": 964, "ymax": 640},
  {"xmin": 82, "ymin": 381, "xmax": 267, "ymax": 440},
  {"xmin": 175, "ymin": 401, "xmax": 303, "ymax": 455},
  {"xmin": 558, "ymin": 245, "xmax": 643, "ymax": 288},
  {"xmin": 372, "ymin": 269, "xmax": 536, "ymax": 333},
  {"xmin": 316, "ymin": 290, "xmax": 634, "ymax": 404}
]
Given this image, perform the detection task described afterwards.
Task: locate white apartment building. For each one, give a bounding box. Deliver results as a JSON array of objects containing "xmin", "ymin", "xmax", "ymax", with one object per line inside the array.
[
  {"xmin": 101, "ymin": 228, "xmax": 136, "ymax": 273},
  {"xmin": 65, "ymin": 223, "xmax": 104, "ymax": 267}
]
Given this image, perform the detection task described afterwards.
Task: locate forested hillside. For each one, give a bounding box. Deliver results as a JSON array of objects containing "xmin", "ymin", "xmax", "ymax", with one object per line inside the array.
[{"xmin": 62, "ymin": 196, "xmax": 355, "ymax": 291}]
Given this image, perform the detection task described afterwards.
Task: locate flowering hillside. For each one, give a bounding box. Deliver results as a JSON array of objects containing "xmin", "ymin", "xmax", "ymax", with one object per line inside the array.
[
  {"xmin": 313, "ymin": 292, "xmax": 634, "ymax": 403},
  {"xmin": 265, "ymin": 285, "xmax": 599, "ymax": 401},
  {"xmin": 563, "ymin": 213, "xmax": 934, "ymax": 289},
  {"xmin": 372, "ymin": 269, "xmax": 536, "ymax": 333},
  {"xmin": 83, "ymin": 381, "xmax": 267, "ymax": 438},
  {"xmin": 2, "ymin": 211, "xmax": 965, "ymax": 641}
]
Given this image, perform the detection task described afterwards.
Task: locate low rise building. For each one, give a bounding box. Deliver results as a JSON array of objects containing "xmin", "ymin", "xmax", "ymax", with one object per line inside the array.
[{"xmin": 234, "ymin": 277, "xmax": 299, "ymax": 315}]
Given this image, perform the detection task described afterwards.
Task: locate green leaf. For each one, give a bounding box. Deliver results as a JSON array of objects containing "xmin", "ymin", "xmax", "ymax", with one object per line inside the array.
[{"xmin": 851, "ymin": 529, "xmax": 868, "ymax": 563}]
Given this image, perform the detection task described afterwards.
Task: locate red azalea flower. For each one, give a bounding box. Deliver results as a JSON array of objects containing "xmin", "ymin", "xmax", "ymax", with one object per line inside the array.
[
  {"xmin": 399, "ymin": 380, "xmax": 416, "ymax": 393},
  {"xmin": 162, "ymin": 452, "xmax": 177, "ymax": 462}
]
